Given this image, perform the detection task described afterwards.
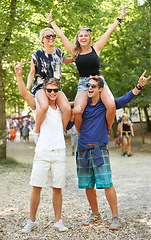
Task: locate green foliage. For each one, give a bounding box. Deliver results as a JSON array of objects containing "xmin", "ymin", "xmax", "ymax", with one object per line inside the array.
[
  {"xmin": 0, "ymin": 0, "xmax": 151, "ymax": 111},
  {"xmin": 0, "ymin": 157, "xmax": 19, "ymax": 165}
]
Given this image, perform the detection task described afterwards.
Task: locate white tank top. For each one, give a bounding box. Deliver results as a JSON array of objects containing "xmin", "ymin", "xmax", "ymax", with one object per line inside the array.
[{"xmin": 32, "ymin": 99, "xmax": 65, "ymax": 153}]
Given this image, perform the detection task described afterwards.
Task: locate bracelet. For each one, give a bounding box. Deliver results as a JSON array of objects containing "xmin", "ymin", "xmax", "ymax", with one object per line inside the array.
[
  {"xmin": 50, "ymin": 20, "xmax": 54, "ymax": 23},
  {"xmin": 117, "ymin": 18, "xmax": 122, "ymax": 23},
  {"xmin": 136, "ymin": 84, "xmax": 143, "ymax": 90}
]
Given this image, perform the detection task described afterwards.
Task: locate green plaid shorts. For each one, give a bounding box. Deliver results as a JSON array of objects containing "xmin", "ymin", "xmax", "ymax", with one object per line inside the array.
[{"xmin": 76, "ymin": 148, "xmax": 113, "ymax": 189}]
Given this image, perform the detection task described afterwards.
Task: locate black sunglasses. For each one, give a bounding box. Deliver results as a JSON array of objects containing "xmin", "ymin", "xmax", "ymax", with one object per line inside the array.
[
  {"xmin": 45, "ymin": 88, "xmax": 59, "ymax": 93},
  {"xmin": 43, "ymin": 34, "xmax": 56, "ymax": 40},
  {"xmin": 86, "ymin": 83, "xmax": 99, "ymax": 89}
]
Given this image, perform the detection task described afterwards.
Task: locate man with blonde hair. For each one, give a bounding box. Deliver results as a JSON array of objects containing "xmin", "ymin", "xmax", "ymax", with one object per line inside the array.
[{"xmin": 13, "ymin": 59, "xmax": 68, "ymax": 233}]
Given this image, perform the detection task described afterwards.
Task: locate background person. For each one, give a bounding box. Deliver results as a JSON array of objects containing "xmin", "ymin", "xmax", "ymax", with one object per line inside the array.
[
  {"xmin": 120, "ymin": 113, "xmax": 134, "ymax": 157},
  {"xmin": 68, "ymin": 125, "xmax": 78, "ymax": 156},
  {"xmin": 9, "ymin": 126, "xmax": 16, "ymax": 141},
  {"xmin": 22, "ymin": 124, "xmax": 30, "ymax": 141}
]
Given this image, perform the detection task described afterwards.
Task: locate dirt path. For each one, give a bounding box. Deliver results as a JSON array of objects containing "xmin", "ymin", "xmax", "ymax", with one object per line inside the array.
[{"xmin": 0, "ymin": 132, "xmax": 151, "ymax": 239}]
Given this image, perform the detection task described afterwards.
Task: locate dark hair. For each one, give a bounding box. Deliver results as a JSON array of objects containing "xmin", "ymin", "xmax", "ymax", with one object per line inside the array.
[
  {"xmin": 89, "ymin": 75, "xmax": 104, "ymax": 88},
  {"xmin": 43, "ymin": 78, "xmax": 60, "ymax": 89}
]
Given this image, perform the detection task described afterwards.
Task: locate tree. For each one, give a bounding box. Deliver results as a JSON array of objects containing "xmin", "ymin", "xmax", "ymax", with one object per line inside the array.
[{"xmin": 0, "ymin": 0, "xmax": 17, "ymax": 159}]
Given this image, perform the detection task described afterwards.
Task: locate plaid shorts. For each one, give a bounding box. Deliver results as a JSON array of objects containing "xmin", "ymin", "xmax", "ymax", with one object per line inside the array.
[{"xmin": 76, "ymin": 148, "xmax": 113, "ymax": 189}]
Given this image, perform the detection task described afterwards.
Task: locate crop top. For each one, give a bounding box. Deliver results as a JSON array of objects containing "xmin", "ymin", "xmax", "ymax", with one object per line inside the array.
[{"xmin": 75, "ymin": 46, "xmax": 101, "ymax": 77}]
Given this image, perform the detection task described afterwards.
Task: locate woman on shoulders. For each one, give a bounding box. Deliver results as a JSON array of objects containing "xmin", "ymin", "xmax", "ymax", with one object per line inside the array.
[
  {"xmin": 27, "ymin": 28, "xmax": 73, "ymax": 142},
  {"xmin": 46, "ymin": 8, "xmax": 127, "ymax": 133}
]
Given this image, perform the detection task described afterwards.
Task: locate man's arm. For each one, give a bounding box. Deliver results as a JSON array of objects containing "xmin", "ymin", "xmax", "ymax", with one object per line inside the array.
[
  {"xmin": 115, "ymin": 70, "xmax": 151, "ymax": 109},
  {"xmin": 12, "ymin": 59, "xmax": 36, "ymax": 110}
]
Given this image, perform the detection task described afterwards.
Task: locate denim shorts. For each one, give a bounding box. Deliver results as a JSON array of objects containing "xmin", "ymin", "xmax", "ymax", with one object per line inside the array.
[
  {"xmin": 123, "ymin": 133, "xmax": 131, "ymax": 139},
  {"xmin": 77, "ymin": 75, "xmax": 107, "ymax": 92},
  {"xmin": 76, "ymin": 148, "xmax": 113, "ymax": 189}
]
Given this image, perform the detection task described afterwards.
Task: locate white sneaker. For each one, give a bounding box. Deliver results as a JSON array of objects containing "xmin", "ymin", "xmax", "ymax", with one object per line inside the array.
[
  {"xmin": 54, "ymin": 219, "xmax": 68, "ymax": 232},
  {"xmin": 34, "ymin": 131, "xmax": 39, "ymax": 144},
  {"xmin": 22, "ymin": 219, "xmax": 37, "ymax": 233}
]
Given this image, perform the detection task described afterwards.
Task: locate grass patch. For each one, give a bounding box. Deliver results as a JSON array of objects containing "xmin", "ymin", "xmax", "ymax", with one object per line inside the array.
[{"xmin": 0, "ymin": 157, "xmax": 20, "ymax": 166}]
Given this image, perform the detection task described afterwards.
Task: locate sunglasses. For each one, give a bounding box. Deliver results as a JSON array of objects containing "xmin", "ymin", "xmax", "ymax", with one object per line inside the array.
[
  {"xmin": 43, "ymin": 34, "xmax": 56, "ymax": 40},
  {"xmin": 45, "ymin": 88, "xmax": 59, "ymax": 93},
  {"xmin": 86, "ymin": 83, "xmax": 99, "ymax": 89},
  {"xmin": 79, "ymin": 28, "xmax": 92, "ymax": 32}
]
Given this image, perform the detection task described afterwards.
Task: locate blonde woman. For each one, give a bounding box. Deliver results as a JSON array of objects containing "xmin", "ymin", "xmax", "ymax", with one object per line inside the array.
[
  {"xmin": 45, "ymin": 8, "xmax": 127, "ymax": 133},
  {"xmin": 120, "ymin": 113, "xmax": 134, "ymax": 157},
  {"xmin": 27, "ymin": 28, "xmax": 73, "ymax": 143}
]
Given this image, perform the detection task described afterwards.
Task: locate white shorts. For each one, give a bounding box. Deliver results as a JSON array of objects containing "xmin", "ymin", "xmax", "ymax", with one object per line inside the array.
[{"xmin": 30, "ymin": 149, "xmax": 66, "ymax": 188}]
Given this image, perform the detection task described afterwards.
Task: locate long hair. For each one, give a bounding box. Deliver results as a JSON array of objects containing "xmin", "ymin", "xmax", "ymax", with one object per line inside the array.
[
  {"xmin": 122, "ymin": 113, "xmax": 131, "ymax": 125},
  {"xmin": 72, "ymin": 28, "xmax": 92, "ymax": 61}
]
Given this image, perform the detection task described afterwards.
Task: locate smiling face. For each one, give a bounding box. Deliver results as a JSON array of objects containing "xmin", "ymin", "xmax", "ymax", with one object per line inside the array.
[
  {"xmin": 77, "ymin": 30, "xmax": 91, "ymax": 47},
  {"xmin": 45, "ymin": 83, "xmax": 59, "ymax": 101},
  {"xmin": 42, "ymin": 30, "xmax": 56, "ymax": 48},
  {"xmin": 87, "ymin": 79, "xmax": 102, "ymax": 100}
]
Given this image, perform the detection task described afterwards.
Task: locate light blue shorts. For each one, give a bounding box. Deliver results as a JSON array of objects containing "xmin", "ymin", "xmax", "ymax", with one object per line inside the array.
[
  {"xmin": 77, "ymin": 75, "xmax": 107, "ymax": 92},
  {"xmin": 123, "ymin": 134, "xmax": 131, "ymax": 139}
]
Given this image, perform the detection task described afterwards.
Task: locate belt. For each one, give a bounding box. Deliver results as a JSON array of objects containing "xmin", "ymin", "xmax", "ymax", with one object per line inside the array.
[{"xmin": 80, "ymin": 74, "xmax": 102, "ymax": 79}]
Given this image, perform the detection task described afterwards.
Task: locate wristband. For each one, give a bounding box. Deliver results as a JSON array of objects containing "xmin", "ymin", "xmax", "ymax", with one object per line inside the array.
[
  {"xmin": 50, "ymin": 20, "xmax": 54, "ymax": 23},
  {"xmin": 117, "ymin": 18, "xmax": 122, "ymax": 23},
  {"xmin": 136, "ymin": 84, "xmax": 143, "ymax": 90}
]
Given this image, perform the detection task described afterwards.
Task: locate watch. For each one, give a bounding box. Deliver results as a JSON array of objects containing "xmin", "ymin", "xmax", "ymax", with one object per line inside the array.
[
  {"xmin": 117, "ymin": 18, "xmax": 122, "ymax": 23},
  {"xmin": 136, "ymin": 84, "xmax": 143, "ymax": 90}
]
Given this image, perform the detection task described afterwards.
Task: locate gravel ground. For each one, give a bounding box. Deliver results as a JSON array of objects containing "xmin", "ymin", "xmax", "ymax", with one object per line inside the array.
[{"xmin": 0, "ymin": 133, "xmax": 151, "ymax": 240}]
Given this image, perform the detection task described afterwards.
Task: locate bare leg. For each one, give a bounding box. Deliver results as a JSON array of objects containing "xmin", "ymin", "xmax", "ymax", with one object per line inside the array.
[
  {"xmin": 56, "ymin": 91, "xmax": 71, "ymax": 131},
  {"xmin": 105, "ymin": 186, "xmax": 118, "ymax": 218},
  {"xmin": 100, "ymin": 86, "xmax": 116, "ymax": 130},
  {"xmin": 35, "ymin": 89, "xmax": 49, "ymax": 133},
  {"xmin": 86, "ymin": 187, "xmax": 99, "ymax": 214},
  {"xmin": 30, "ymin": 186, "xmax": 42, "ymax": 222},
  {"xmin": 52, "ymin": 187, "xmax": 62, "ymax": 223},
  {"xmin": 127, "ymin": 138, "xmax": 131, "ymax": 155},
  {"xmin": 74, "ymin": 91, "xmax": 88, "ymax": 134},
  {"xmin": 122, "ymin": 138, "xmax": 127, "ymax": 154}
]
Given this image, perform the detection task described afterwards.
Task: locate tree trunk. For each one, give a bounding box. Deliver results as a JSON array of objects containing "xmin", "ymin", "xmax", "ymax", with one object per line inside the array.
[
  {"xmin": 0, "ymin": 0, "xmax": 17, "ymax": 160},
  {"xmin": 147, "ymin": 0, "xmax": 151, "ymax": 71},
  {"xmin": 0, "ymin": 59, "xmax": 6, "ymax": 159},
  {"xmin": 144, "ymin": 107, "xmax": 151, "ymax": 131},
  {"xmin": 138, "ymin": 108, "xmax": 145, "ymax": 144}
]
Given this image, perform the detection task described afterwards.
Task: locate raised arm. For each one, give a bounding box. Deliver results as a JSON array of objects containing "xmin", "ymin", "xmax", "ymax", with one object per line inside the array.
[
  {"xmin": 45, "ymin": 10, "xmax": 74, "ymax": 56},
  {"xmin": 26, "ymin": 59, "xmax": 35, "ymax": 90},
  {"xmin": 132, "ymin": 70, "xmax": 151, "ymax": 95},
  {"xmin": 115, "ymin": 70, "xmax": 151, "ymax": 109},
  {"xmin": 93, "ymin": 7, "xmax": 128, "ymax": 55},
  {"xmin": 12, "ymin": 59, "xmax": 36, "ymax": 110}
]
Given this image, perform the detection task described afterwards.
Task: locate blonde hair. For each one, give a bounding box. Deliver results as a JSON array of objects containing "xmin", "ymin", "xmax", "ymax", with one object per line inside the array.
[
  {"xmin": 122, "ymin": 113, "xmax": 131, "ymax": 125},
  {"xmin": 40, "ymin": 28, "xmax": 54, "ymax": 42},
  {"xmin": 43, "ymin": 78, "xmax": 60, "ymax": 89},
  {"xmin": 72, "ymin": 28, "xmax": 92, "ymax": 61}
]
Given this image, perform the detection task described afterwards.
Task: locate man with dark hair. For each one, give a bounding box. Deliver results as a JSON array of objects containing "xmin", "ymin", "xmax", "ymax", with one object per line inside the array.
[
  {"xmin": 13, "ymin": 60, "xmax": 68, "ymax": 233},
  {"xmin": 67, "ymin": 71, "xmax": 150, "ymax": 230}
]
